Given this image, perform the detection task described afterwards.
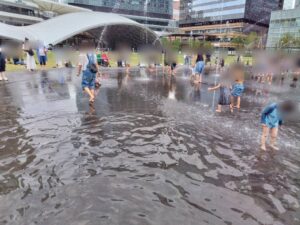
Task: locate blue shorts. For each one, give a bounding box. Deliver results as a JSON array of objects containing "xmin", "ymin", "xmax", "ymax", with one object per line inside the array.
[
  {"xmin": 39, "ymin": 56, "xmax": 46, "ymax": 65},
  {"xmin": 261, "ymin": 122, "xmax": 279, "ymax": 129},
  {"xmin": 231, "ymin": 83, "xmax": 244, "ymax": 97},
  {"xmin": 82, "ymin": 70, "xmax": 96, "ymax": 90}
]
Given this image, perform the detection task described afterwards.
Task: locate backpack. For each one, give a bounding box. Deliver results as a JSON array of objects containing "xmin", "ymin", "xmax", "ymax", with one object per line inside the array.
[{"xmin": 87, "ymin": 54, "xmax": 97, "ymax": 73}]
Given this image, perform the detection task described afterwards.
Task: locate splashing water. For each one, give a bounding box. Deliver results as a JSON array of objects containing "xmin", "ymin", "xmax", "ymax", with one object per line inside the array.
[{"xmin": 97, "ymin": 0, "xmax": 123, "ymax": 49}]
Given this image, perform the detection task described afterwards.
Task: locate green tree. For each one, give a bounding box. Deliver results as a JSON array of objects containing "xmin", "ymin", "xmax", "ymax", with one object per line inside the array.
[
  {"xmin": 278, "ymin": 32, "xmax": 300, "ymax": 49},
  {"xmin": 244, "ymin": 32, "xmax": 259, "ymax": 49},
  {"xmin": 171, "ymin": 39, "xmax": 181, "ymax": 52},
  {"xmin": 231, "ymin": 36, "xmax": 246, "ymax": 48}
]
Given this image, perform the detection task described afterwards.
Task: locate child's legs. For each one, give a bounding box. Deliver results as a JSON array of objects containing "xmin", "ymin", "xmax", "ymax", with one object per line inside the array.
[
  {"xmin": 230, "ymin": 96, "xmax": 235, "ymax": 106},
  {"xmin": 216, "ymin": 104, "xmax": 222, "ymax": 112},
  {"xmin": 84, "ymin": 87, "xmax": 94, "ymax": 100},
  {"xmin": 261, "ymin": 125, "xmax": 269, "ymax": 149},
  {"xmin": 236, "ymin": 96, "xmax": 241, "ymax": 108},
  {"xmin": 230, "ymin": 103, "xmax": 233, "ymax": 112},
  {"xmin": 270, "ymin": 127, "xmax": 278, "ymax": 146},
  {"xmin": 0, "ymin": 72, "xmax": 3, "ymax": 79}
]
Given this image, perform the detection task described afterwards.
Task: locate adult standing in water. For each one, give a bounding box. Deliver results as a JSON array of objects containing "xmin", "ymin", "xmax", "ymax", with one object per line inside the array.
[
  {"xmin": 38, "ymin": 44, "xmax": 47, "ymax": 70},
  {"xmin": 193, "ymin": 54, "xmax": 205, "ymax": 83},
  {"xmin": 23, "ymin": 39, "xmax": 36, "ymax": 72},
  {"xmin": 77, "ymin": 43, "xmax": 99, "ymax": 104},
  {"xmin": 0, "ymin": 47, "xmax": 8, "ymax": 81}
]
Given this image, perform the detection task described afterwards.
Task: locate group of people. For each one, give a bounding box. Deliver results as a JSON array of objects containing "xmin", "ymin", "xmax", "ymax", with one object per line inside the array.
[
  {"xmin": 181, "ymin": 53, "xmax": 296, "ymax": 152},
  {"xmin": 23, "ymin": 40, "xmax": 48, "ymax": 71},
  {"xmin": 207, "ymin": 64, "xmax": 245, "ymax": 113}
]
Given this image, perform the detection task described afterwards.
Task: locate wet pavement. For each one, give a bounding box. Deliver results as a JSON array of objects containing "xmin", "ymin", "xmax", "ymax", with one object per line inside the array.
[{"xmin": 0, "ymin": 67, "xmax": 299, "ymax": 225}]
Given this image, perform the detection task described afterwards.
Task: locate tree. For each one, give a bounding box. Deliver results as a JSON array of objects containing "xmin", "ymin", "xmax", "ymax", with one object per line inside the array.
[
  {"xmin": 231, "ymin": 36, "xmax": 245, "ymax": 48},
  {"xmin": 244, "ymin": 32, "xmax": 259, "ymax": 49},
  {"xmin": 278, "ymin": 33, "xmax": 300, "ymax": 49},
  {"xmin": 231, "ymin": 32, "xmax": 259, "ymax": 49}
]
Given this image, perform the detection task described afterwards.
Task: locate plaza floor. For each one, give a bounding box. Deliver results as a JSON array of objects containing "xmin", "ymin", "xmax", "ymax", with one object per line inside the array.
[{"xmin": 0, "ymin": 68, "xmax": 299, "ymax": 225}]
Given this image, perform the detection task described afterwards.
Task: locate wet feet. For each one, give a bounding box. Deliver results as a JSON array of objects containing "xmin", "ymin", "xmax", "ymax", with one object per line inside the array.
[
  {"xmin": 260, "ymin": 145, "xmax": 267, "ymax": 151},
  {"xmin": 270, "ymin": 145, "xmax": 279, "ymax": 151},
  {"xmin": 89, "ymin": 97, "xmax": 95, "ymax": 105}
]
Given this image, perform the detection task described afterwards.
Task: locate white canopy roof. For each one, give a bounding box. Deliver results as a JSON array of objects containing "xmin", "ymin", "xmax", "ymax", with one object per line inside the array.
[{"xmin": 0, "ymin": 12, "xmax": 159, "ymax": 47}]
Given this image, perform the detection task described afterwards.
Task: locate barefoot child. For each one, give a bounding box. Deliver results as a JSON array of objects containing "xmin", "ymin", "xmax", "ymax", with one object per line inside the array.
[
  {"xmin": 260, "ymin": 101, "xmax": 295, "ymax": 151},
  {"xmin": 77, "ymin": 44, "xmax": 100, "ymax": 104},
  {"xmin": 193, "ymin": 54, "xmax": 205, "ymax": 83},
  {"xmin": 231, "ymin": 64, "xmax": 245, "ymax": 109},
  {"xmin": 208, "ymin": 75, "xmax": 232, "ymax": 112}
]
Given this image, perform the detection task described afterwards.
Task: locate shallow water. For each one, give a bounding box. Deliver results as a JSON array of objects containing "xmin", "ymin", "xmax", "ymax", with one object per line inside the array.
[{"xmin": 0, "ymin": 68, "xmax": 299, "ymax": 225}]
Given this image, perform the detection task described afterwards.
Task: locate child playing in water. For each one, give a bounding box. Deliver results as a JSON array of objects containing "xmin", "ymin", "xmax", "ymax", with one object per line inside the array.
[
  {"xmin": 260, "ymin": 101, "xmax": 295, "ymax": 151},
  {"xmin": 231, "ymin": 64, "xmax": 245, "ymax": 109},
  {"xmin": 193, "ymin": 54, "xmax": 205, "ymax": 83},
  {"xmin": 208, "ymin": 74, "xmax": 232, "ymax": 113}
]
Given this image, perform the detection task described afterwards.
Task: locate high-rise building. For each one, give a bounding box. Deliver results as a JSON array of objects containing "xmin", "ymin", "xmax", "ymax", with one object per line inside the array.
[
  {"xmin": 179, "ymin": 0, "xmax": 283, "ymax": 43},
  {"xmin": 0, "ymin": 0, "xmax": 42, "ymax": 26},
  {"xmin": 64, "ymin": 0, "xmax": 177, "ymax": 33},
  {"xmin": 173, "ymin": 0, "xmax": 180, "ymax": 21},
  {"xmin": 283, "ymin": 0, "xmax": 300, "ymax": 9},
  {"xmin": 266, "ymin": 0, "xmax": 300, "ymax": 48},
  {"xmin": 0, "ymin": 0, "xmax": 89, "ymax": 26}
]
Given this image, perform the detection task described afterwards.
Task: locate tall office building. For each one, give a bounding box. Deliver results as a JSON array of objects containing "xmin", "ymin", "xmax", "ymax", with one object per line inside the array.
[
  {"xmin": 283, "ymin": 0, "xmax": 300, "ymax": 9},
  {"xmin": 0, "ymin": 0, "xmax": 42, "ymax": 25},
  {"xmin": 64, "ymin": 0, "xmax": 177, "ymax": 33},
  {"xmin": 0, "ymin": 0, "xmax": 89, "ymax": 26},
  {"xmin": 267, "ymin": 0, "xmax": 300, "ymax": 48},
  {"xmin": 173, "ymin": 0, "xmax": 180, "ymax": 21},
  {"xmin": 179, "ymin": 0, "xmax": 283, "ymax": 40}
]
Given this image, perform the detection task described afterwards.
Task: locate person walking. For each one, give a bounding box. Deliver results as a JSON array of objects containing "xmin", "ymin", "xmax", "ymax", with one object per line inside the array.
[
  {"xmin": 77, "ymin": 44, "xmax": 100, "ymax": 104},
  {"xmin": 0, "ymin": 48, "xmax": 8, "ymax": 81},
  {"xmin": 26, "ymin": 48, "xmax": 36, "ymax": 71},
  {"xmin": 38, "ymin": 45, "xmax": 47, "ymax": 69}
]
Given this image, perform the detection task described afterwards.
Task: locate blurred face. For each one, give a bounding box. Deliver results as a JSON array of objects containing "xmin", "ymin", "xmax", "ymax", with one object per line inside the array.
[{"xmin": 79, "ymin": 43, "xmax": 94, "ymax": 53}]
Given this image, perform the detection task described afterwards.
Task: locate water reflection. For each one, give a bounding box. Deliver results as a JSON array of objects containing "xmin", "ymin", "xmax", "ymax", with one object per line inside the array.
[{"xmin": 0, "ymin": 68, "xmax": 299, "ymax": 225}]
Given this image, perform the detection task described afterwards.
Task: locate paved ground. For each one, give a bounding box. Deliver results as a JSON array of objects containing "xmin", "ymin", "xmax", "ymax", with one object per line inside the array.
[{"xmin": 0, "ymin": 68, "xmax": 299, "ymax": 225}]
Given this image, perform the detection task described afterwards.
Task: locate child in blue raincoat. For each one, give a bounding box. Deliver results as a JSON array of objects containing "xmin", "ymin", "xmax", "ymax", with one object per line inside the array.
[{"xmin": 260, "ymin": 101, "xmax": 295, "ymax": 151}]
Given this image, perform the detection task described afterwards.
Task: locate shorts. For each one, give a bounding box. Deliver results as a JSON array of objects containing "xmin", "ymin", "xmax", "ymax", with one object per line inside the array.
[
  {"xmin": 261, "ymin": 123, "xmax": 279, "ymax": 129},
  {"xmin": 231, "ymin": 83, "xmax": 244, "ymax": 97},
  {"xmin": 39, "ymin": 56, "xmax": 46, "ymax": 65},
  {"xmin": 82, "ymin": 70, "xmax": 96, "ymax": 90}
]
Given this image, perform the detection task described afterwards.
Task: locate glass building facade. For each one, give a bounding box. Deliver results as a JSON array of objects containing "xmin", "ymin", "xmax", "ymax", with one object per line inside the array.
[
  {"xmin": 267, "ymin": 5, "xmax": 300, "ymax": 48},
  {"xmin": 180, "ymin": 0, "xmax": 283, "ymax": 27},
  {"xmin": 66, "ymin": 0, "xmax": 173, "ymax": 19},
  {"xmin": 283, "ymin": 0, "xmax": 300, "ymax": 9},
  {"xmin": 62, "ymin": 0, "xmax": 176, "ymax": 33}
]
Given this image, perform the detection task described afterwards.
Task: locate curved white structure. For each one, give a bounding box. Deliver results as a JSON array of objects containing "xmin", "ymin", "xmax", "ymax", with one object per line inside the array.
[{"xmin": 0, "ymin": 12, "xmax": 159, "ymax": 47}]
